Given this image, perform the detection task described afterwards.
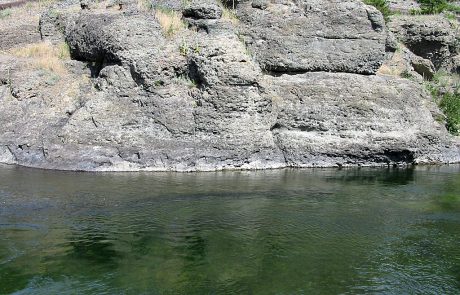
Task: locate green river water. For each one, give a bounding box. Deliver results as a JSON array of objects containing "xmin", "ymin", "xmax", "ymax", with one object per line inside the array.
[{"xmin": 0, "ymin": 164, "xmax": 459, "ymax": 294}]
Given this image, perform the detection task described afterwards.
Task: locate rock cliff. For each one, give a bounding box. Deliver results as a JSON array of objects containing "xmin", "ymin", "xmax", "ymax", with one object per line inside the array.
[{"xmin": 0, "ymin": 0, "xmax": 459, "ymax": 171}]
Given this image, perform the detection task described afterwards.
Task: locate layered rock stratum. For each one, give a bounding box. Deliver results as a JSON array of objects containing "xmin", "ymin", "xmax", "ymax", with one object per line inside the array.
[{"xmin": 0, "ymin": 0, "xmax": 459, "ymax": 171}]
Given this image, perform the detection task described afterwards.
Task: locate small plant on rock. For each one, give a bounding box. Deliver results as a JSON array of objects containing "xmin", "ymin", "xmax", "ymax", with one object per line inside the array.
[
  {"xmin": 439, "ymin": 92, "xmax": 460, "ymax": 134},
  {"xmin": 138, "ymin": 0, "xmax": 153, "ymax": 11},
  {"xmin": 179, "ymin": 40, "xmax": 189, "ymax": 56},
  {"xmin": 417, "ymin": 0, "xmax": 448, "ymax": 14},
  {"xmin": 58, "ymin": 42, "xmax": 71, "ymax": 60},
  {"xmin": 400, "ymin": 70, "xmax": 414, "ymax": 80},
  {"xmin": 176, "ymin": 75, "xmax": 197, "ymax": 88},
  {"xmin": 44, "ymin": 71, "xmax": 61, "ymax": 86},
  {"xmin": 0, "ymin": 8, "xmax": 12, "ymax": 19},
  {"xmin": 218, "ymin": 0, "xmax": 238, "ymax": 24},
  {"xmin": 411, "ymin": 0, "xmax": 460, "ymax": 14},
  {"xmin": 155, "ymin": 8, "xmax": 186, "ymax": 37},
  {"xmin": 426, "ymin": 71, "xmax": 460, "ymax": 135},
  {"xmin": 364, "ymin": 0, "xmax": 392, "ymax": 22}
]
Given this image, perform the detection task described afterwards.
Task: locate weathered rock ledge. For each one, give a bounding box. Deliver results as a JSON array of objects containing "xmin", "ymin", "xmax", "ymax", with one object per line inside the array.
[{"xmin": 0, "ymin": 0, "xmax": 459, "ymax": 171}]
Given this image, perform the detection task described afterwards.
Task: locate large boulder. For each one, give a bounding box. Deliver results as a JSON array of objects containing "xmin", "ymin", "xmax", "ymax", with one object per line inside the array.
[
  {"xmin": 264, "ymin": 72, "xmax": 460, "ymax": 166},
  {"xmin": 39, "ymin": 8, "xmax": 75, "ymax": 44},
  {"xmin": 236, "ymin": 0, "xmax": 389, "ymax": 74},
  {"xmin": 388, "ymin": 15, "xmax": 459, "ymax": 70},
  {"xmin": 64, "ymin": 12, "xmax": 189, "ymax": 90},
  {"xmin": 378, "ymin": 43, "xmax": 436, "ymax": 81},
  {"xmin": 64, "ymin": 13, "xmax": 164, "ymax": 62},
  {"xmin": 183, "ymin": 0, "xmax": 223, "ymax": 19}
]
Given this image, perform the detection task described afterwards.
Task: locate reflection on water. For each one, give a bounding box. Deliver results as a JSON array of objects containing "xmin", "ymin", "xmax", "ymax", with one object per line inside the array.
[{"xmin": 0, "ymin": 165, "xmax": 459, "ymax": 294}]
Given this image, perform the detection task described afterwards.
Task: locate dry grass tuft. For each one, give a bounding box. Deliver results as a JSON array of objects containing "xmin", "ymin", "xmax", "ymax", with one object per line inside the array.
[
  {"xmin": 217, "ymin": 0, "xmax": 238, "ymax": 24},
  {"xmin": 57, "ymin": 42, "xmax": 71, "ymax": 59},
  {"xmin": 9, "ymin": 42, "xmax": 70, "ymax": 60},
  {"xmin": 137, "ymin": 0, "xmax": 153, "ymax": 11},
  {"xmin": 31, "ymin": 58, "xmax": 66, "ymax": 74},
  {"xmin": 0, "ymin": 0, "xmax": 58, "ymax": 26},
  {"xmin": 222, "ymin": 7, "xmax": 238, "ymax": 24},
  {"xmin": 9, "ymin": 42, "xmax": 71, "ymax": 74},
  {"xmin": 155, "ymin": 9, "xmax": 186, "ymax": 37},
  {"xmin": 377, "ymin": 64, "xmax": 402, "ymax": 77}
]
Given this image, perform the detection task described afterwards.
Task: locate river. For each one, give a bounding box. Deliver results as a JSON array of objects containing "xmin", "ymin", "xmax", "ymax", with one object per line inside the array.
[{"xmin": 0, "ymin": 164, "xmax": 459, "ymax": 294}]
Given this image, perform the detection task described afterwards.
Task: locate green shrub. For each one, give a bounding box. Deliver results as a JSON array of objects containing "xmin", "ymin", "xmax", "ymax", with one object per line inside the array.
[
  {"xmin": 412, "ymin": 0, "xmax": 460, "ymax": 14},
  {"xmin": 364, "ymin": 0, "xmax": 392, "ymax": 22},
  {"xmin": 0, "ymin": 8, "xmax": 12, "ymax": 19},
  {"xmin": 439, "ymin": 92, "xmax": 460, "ymax": 135},
  {"xmin": 426, "ymin": 71, "xmax": 460, "ymax": 135},
  {"xmin": 446, "ymin": 3, "xmax": 460, "ymax": 13},
  {"xmin": 155, "ymin": 8, "xmax": 186, "ymax": 37},
  {"xmin": 400, "ymin": 70, "xmax": 414, "ymax": 79},
  {"xmin": 418, "ymin": 0, "xmax": 449, "ymax": 14},
  {"xmin": 409, "ymin": 8, "xmax": 423, "ymax": 15}
]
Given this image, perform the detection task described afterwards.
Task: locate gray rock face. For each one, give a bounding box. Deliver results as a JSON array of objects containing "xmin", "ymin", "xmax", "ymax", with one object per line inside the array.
[
  {"xmin": 452, "ymin": 55, "xmax": 460, "ymax": 74},
  {"xmin": 65, "ymin": 13, "xmax": 163, "ymax": 62},
  {"xmin": 236, "ymin": 0, "xmax": 389, "ymax": 74},
  {"xmin": 265, "ymin": 72, "xmax": 459, "ymax": 166},
  {"xmin": 2, "ymin": 63, "xmax": 459, "ymax": 171},
  {"xmin": 39, "ymin": 8, "xmax": 74, "ymax": 44},
  {"xmin": 0, "ymin": 4, "xmax": 459, "ymax": 172},
  {"xmin": 378, "ymin": 43, "xmax": 436, "ymax": 82},
  {"xmin": 0, "ymin": 146, "xmax": 15, "ymax": 165},
  {"xmin": 388, "ymin": 15, "xmax": 459, "ymax": 70},
  {"xmin": 388, "ymin": 0, "xmax": 420, "ymax": 13},
  {"xmin": 0, "ymin": 25, "xmax": 40, "ymax": 50},
  {"xmin": 183, "ymin": 1, "xmax": 222, "ymax": 19},
  {"xmin": 150, "ymin": 0, "xmax": 185, "ymax": 11},
  {"xmin": 64, "ymin": 12, "xmax": 190, "ymax": 91},
  {"xmin": 252, "ymin": 0, "xmax": 268, "ymax": 10},
  {"xmin": 410, "ymin": 54, "xmax": 435, "ymax": 80}
]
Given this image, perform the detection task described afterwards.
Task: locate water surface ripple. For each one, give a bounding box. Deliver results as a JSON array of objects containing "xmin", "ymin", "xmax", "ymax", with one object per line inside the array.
[{"xmin": 0, "ymin": 165, "xmax": 459, "ymax": 294}]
